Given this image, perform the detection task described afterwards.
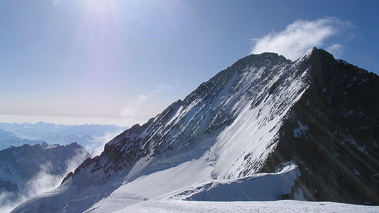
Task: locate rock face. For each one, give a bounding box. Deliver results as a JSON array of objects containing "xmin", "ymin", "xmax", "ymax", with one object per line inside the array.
[
  {"xmin": 11, "ymin": 48, "xmax": 379, "ymax": 212},
  {"xmin": 0, "ymin": 143, "xmax": 89, "ymax": 206},
  {"xmin": 262, "ymin": 49, "xmax": 379, "ymax": 204}
]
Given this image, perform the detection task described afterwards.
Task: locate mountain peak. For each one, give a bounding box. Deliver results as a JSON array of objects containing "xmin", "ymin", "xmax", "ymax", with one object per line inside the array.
[{"xmin": 295, "ymin": 47, "xmax": 332, "ymax": 62}]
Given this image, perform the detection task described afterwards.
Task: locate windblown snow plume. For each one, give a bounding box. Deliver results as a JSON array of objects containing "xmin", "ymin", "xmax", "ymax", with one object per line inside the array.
[
  {"xmin": 251, "ymin": 17, "xmax": 352, "ymax": 60},
  {"xmin": 0, "ymin": 143, "xmax": 89, "ymax": 213}
]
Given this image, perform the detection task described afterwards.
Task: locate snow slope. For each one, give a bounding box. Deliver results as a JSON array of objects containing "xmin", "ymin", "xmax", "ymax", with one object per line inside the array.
[
  {"xmin": 86, "ymin": 164, "xmax": 379, "ymax": 213},
  {"xmin": 115, "ymin": 200, "xmax": 379, "ymax": 213},
  {"xmin": 170, "ymin": 164, "xmax": 300, "ymax": 201}
]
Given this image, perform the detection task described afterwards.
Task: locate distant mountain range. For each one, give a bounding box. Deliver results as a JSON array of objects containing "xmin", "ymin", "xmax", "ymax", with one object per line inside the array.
[
  {"xmin": 0, "ymin": 129, "xmax": 44, "ymax": 150},
  {"xmin": 0, "ymin": 122, "xmax": 125, "ymax": 152},
  {"xmin": 11, "ymin": 48, "xmax": 379, "ymax": 212}
]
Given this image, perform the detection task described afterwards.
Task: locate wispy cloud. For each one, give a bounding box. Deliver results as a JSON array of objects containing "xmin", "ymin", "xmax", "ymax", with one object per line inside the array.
[
  {"xmin": 326, "ymin": 44, "xmax": 345, "ymax": 59},
  {"xmin": 121, "ymin": 84, "xmax": 174, "ymax": 124},
  {"xmin": 251, "ymin": 17, "xmax": 352, "ymax": 60},
  {"xmin": 88, "ymin": 130, "xmax": 124, "ymax": 157},
  {"xmin": 25, "ymin": 149, "xmax": 88, "ymax": 197}
]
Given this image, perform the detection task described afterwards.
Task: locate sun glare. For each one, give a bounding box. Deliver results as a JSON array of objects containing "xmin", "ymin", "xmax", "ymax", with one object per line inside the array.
[{"xmin": 82, "ymin": 0, "xmax": 119, "ymax": 14}]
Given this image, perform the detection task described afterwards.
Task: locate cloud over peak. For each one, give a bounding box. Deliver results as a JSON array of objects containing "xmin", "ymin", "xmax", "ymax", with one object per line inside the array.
[{"xmin": 251, "ymin": 17, "xmax": 352, "ymax": 60}]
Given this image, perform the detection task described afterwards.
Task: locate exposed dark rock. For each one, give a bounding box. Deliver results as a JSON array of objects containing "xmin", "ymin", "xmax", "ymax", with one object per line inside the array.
[{"xmin": 261, "ymin": 48, "xmax": 379, "ymax": 205}]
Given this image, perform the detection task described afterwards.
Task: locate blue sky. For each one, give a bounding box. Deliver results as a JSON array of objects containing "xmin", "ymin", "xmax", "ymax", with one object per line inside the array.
[{"xmin": 0, "ymin": 0, "xmax": 378, "ymax": 126}]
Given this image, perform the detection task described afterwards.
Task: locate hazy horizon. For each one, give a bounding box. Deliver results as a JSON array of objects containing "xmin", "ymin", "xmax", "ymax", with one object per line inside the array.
[{"xmin": 0, "ymin": 114, "xmax": 128, "ymax": 126}]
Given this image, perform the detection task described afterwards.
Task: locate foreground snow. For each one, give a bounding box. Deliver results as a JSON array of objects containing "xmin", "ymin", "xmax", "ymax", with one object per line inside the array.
[
  {"xmin": 114, "ymin": 200, "xmax": 379, "ymax": 213},
  {"xmin": 15, "ymin": 153, "xmax": 379, "ymax": 213},
  {"xmin": 83, "ymin": 156, "xmax": 299, "ymax": 213},
  {"xmin": 84, "ymin": 164, "xmax": 378, "ymax": 213},
  {"xmin": 84, "ymin": 164, "xmax": 379, "ymax": 213}
]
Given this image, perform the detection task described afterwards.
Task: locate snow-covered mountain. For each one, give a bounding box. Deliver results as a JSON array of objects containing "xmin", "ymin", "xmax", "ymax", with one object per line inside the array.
[
  {"xmin": 12, "ymin": 48, "xmax": 379, "ymax": 212},
  {"xmin": 0, "ymin": 143, "xmax": 89, "ymax": 212}
]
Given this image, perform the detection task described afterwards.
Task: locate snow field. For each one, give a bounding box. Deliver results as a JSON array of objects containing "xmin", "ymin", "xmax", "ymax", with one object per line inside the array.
[{"xmin": 116, "ymin": 200, "xmax": 379, "ymax": 213}]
